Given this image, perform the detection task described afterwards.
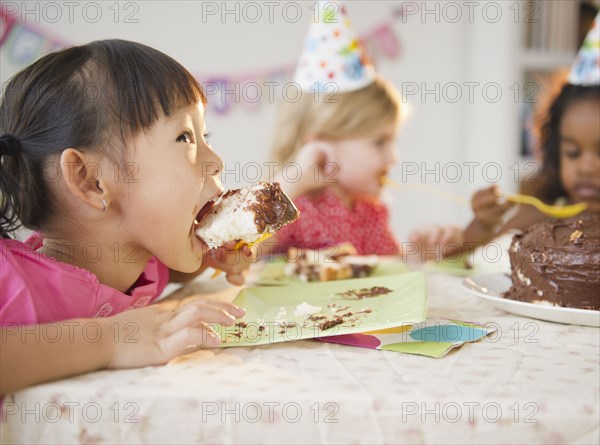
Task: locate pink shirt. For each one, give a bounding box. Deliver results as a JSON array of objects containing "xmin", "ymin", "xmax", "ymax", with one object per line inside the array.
[
  {"xmin": 275, "ymin": 188, "xmax": 400, "ymax": 255},
  {"xmin": 0, "ymin": 232, "xmax": 169, "ymax": 326}
]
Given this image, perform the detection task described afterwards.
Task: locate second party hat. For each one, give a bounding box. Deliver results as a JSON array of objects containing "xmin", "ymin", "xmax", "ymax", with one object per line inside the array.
[{"xmin": 568, "ymin": 12, "xmax": 600, "ymax": 86}]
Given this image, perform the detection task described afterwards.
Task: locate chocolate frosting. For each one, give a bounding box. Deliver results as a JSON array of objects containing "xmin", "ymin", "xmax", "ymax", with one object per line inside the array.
[
  {"xmin": 506, "ymin": 214, "xmax": 600, "ymax": 310},
  {"xmin": 245, "ymin": 182, "xmax": 299, "ymax": 233}
]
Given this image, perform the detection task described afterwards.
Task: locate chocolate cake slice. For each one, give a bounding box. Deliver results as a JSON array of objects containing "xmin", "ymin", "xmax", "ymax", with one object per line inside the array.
[
  {"xmin": 283, "ymin": 245, "xmax": 379, "ymax": 282},
  {"xmin": 506, "ymin": 214, "xmax": 600, "ymax": 310},
  {"xmin": 195, "ymin": 182, "xmax": 299, "ymax": 249}
]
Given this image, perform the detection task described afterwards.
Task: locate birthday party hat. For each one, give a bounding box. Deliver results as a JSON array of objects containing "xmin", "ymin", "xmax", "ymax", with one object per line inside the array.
[
  {"xmin": 568, "ymin": 12, "xmax": 600, "ymax": 86},
  {"xmin": 293, "ymin": 1, "xmax": 375, "ymax": 92}
]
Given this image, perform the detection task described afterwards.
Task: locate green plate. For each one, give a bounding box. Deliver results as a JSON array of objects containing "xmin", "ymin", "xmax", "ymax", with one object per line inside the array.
[
  {"xmin": 215, "ymin": 271, "xmax": 427, "ymax": 347},
  {"xmin": 255, "ymin": 256, "xmax": 410, "ymax": 286}
]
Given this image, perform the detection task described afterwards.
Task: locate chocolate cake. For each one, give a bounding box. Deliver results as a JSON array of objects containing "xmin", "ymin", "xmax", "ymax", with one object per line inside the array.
[
  {"xmin": 195, "ymin": 182, "xmax": 299, "ymax": 249},
  {"xmin": 506, "ymin": 215, "xmax": 600, "ymax": 310}
]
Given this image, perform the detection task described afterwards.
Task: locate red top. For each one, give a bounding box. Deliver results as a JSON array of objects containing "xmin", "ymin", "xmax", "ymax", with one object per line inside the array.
[{"xmin": 275, "ymin": 188, "xmax": 400, "ymax": 255}]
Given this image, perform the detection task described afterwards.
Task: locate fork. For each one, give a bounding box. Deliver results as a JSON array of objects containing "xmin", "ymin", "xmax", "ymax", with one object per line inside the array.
[
  {"xmin": 505, "ymin": 194, "xmax": 588, "ymax": 219},
  {"xmin": 381, "ymin": 177, "xmax": 588, "ymax": 218}
]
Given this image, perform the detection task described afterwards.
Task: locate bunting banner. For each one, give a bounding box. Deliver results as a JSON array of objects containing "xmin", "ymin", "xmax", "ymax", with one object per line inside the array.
[{"xmin": 0, "ymin": 5, "xmax": 405, "ymax": 116}]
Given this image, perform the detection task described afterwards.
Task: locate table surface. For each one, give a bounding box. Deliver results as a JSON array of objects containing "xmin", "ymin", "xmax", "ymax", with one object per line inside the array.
[{"xmin": 2, "ymin": 267, "xmax": 599, "ymax": 445}]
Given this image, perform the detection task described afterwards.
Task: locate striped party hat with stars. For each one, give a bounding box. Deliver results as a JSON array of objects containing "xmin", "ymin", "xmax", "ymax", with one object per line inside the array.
[
  {"xmin": 568, "ymin": 12, "xmax": 600, "ymax": 86},
  {"xmin": 293, "ymin": 0, "xmax": 376, "ymax": 92}
]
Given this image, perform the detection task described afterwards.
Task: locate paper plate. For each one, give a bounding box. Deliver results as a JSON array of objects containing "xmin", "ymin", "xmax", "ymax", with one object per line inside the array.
[
  {"xmin": 255, "ymin": 256, "xmax": 410, "ymax": 286},
  {"xmin": 215, "ymin": 271, "xmax": 428, "ymax": 347},
  {"xmin": 462, "ymin": 273, "xmax": 600, "ymax": 328}
]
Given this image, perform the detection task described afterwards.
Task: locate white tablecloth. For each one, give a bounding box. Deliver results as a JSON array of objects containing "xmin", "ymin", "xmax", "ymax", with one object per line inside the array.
[{"xmin": 2, "ymin": 271, "xmax": 599, "ymax": 444}]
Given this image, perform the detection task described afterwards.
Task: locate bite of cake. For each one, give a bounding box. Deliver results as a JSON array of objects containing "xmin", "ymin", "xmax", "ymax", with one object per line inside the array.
[{"xmin": 195, "ymin": 182, "xmax": 299, "ymax": 249}]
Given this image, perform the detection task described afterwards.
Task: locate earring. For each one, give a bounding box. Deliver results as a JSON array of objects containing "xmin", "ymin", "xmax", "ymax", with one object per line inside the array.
[{"xmin": 100, "ymin": 199, "xmax": 108, "ymax": 212}]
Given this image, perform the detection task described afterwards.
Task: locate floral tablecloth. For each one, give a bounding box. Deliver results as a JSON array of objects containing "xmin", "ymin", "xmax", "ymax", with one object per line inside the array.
[{"xmin": 1, "ymin": 273, "xmax": 598, "ymax": 444}]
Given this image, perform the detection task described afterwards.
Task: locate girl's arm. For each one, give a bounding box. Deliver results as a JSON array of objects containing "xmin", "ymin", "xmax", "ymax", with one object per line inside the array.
[
  {"xmin": 0, "ymin": 299, "xmax": 245, "ymax": 395},
  {"xmin": 464, "ymin": 203, "xmax": 547, "ymax": 249},
  {"xmin": 0, "ymin": 319, "xmax": 112, "ymax": 394},
  {"xmin": 496, "ymin": 204, "xmax": 548, "ymax": 235},
  {"xmin": 463, "ymin": 185, "xmax": 515, "ymax": 248}
]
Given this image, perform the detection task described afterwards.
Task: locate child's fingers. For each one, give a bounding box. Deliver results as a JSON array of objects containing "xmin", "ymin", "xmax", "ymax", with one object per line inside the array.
[
  {"xmin": 486, "ymin": 201, "xmax": 514, "ymax": 219},
  {"xmin": 476, "ymin": 200, "xmax": 513, "ymax": 226},
  {"xmin": 409, "ymin": 225, "xmax": 436, "ymax": 244},
  {"xmin": 189, "ymin": 299, "xmax": 246, "ymax": 319},
  {"xmin": 166, "ymin": 302, "xmax": 237, "ymax": 334},
  {"xmin": 163, "ymin": 326, "xmax": 221, "ymax": 356},
  {"xmin": 226, "ymin": 272, "xmax": 246, "ymax": 286},
  {"xmin": 428, "ymin": 227, "xmax": 445, "ymax": 245},
  {"xmin": 222, "ymin": 240, "xmax": 238, "ymax": 250},
  {"xmin": 243, "ymin": 244, "xmax": 258, "ymax": 260},
  {"xmin": 473, "ymin": 191, "xmax": 499, "ymax": 210},
  {"xmin": 437, "ymin": 227, "xmax": 453, "ymax": 246}
]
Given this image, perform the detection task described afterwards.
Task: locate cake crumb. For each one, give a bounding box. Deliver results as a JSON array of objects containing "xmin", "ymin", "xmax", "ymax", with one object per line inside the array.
[
  {"xmin": 336, "ymin": 286, "xmax": 392, "ymax": 300},
  {"xmin": 569, "ymin": 230, "xmax": 583, "ymax": 243},
  {"xmin": 319, "ymin": 316, "xmax": 344, "ymax": 330},
  {"xmin": 308, "ymin": 314, "xmax": 327, "ymax": 321}
]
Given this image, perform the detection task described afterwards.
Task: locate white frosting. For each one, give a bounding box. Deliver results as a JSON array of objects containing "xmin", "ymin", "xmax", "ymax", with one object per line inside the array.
[
  {"xmin": 195, "ymin": 185, "xmax": 265, "ymax": 248},
  {"xmin": 294, "ymin": 302, "xmax": 322, "ymax": 317}
]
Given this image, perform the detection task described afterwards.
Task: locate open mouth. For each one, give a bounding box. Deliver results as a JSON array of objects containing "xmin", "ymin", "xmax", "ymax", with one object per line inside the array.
[{"xmin": 193, "ymin": 199, "xmax": 216, "ymax": 235}]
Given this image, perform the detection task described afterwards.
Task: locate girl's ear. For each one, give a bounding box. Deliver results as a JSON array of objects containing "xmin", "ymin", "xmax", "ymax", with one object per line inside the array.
[
  {"xmin": 59, "ymin": 149, "xmax": 109, "ymax": 212},
  {"xmin": 306, "ymin": 135, "xmax": 338, "ymax": 165},
  {"xmin": 320, "ymin": 142, "xmax": 337, "ymax": 166}
]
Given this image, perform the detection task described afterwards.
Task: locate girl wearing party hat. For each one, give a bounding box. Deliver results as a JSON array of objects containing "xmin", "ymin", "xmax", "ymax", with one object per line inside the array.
[
  {"xmin": 270, "ymin": 1, "xmax": 403, "ymax": 255},
  {"xmin": 451, "ymin": 13, "xmax": 600, "ymax": 253}
]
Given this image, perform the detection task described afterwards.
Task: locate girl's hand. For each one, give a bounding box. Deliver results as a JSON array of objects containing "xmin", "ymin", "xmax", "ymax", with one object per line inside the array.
[
  {"xmin": 409, "ymin": 224, "xmax": 464, "ymax": 261},
  {"xmin": 203, "ymin": 241, "xmax": 257, "ymax": 285},
  {"xmin": 276, "ymin": 140, "xmax": 337, "ymax": 199},
  {"xmin": 104, "ymin": 299, "xmax": 245, "ymax": 369},
  {"xmin": 472, "ymin": 185, "xmax": 514, "ymax": 228}
]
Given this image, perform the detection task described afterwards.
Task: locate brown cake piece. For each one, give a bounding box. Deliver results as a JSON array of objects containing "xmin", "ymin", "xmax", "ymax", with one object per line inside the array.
[
  {"xmin": 283, "ymin": 244, "xmax": 379, "ymax": 282},
  {"xmin": 505, "ymin": 214, "xmax": 600, "ymax": 310}
]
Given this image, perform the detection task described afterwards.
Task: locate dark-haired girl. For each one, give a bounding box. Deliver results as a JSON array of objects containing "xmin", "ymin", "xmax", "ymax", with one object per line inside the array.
[
  {"xmin": 0, "ymin": 40, "xmax": 253, "ymax": 393},
  {"xmin": 464, "ymin": 81, "xmax": 600, "ymax": 247}
]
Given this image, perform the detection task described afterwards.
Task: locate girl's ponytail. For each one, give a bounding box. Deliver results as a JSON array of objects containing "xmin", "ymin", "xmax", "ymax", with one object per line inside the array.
[{"xmin": 0, "ymin": 134, "xmax": 24, "ymax": 238}]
